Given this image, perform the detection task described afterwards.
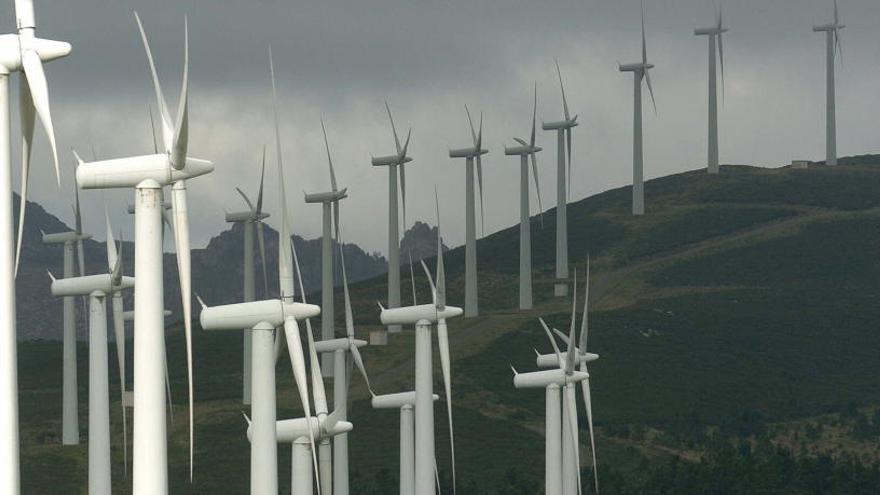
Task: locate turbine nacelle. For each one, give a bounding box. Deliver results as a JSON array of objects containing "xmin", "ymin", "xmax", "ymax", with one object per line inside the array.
[
  {"xmin": 313, "ymin": 337, "xmax": 367, "ymax": 354},
  {"xmin": 76, "ymin": 154, "xmax": 214, "ymax": 190},
  {"xmin": 303, "ymin": 188, "xmax": 348, "ymax": 204},
  {"xmin": 50, "ymin": 274, "xmax": 135, "ymax": 297},
  {"xmin": 224, "ymin": 210, "xmax": 270, "ymax": 223},
  {"xmin": 246, "ymin": 416, "xmax": 353, "ymax": 443},
  {"xmin": 618, "ymin": 62, "xmax": 654, "ymax": 73},
  {"xmin": 535, "ymin": 352, "xmax": 599, "ymax": 369},
  {"xmin": 0, "ymin": 34, "xmax": 71, "ymax": 70},
  {"xmin": 541, "ymin": 118, "xmax": 578, "ymax": 131},
  {"xmin": 694, "ymin": 27, "xmax": 729, "ymax": 36},
  {"xmin": 813, "ymin": 23, "xmax": 845, "ymax": 32},
  {"xmin": 504, "ymin": 143, "xmax": 542, "ymax": 156},
  {"xmin": 199, "ymin": 299, "xmax": 320, "ymax": 331},
  {"xmin": 371, "ymin": 391, "xmax": 439, "ymax": 409},
  {"xmin": 448, "ymin": 146, "xmax": 489, "ymax": 159},
  {"xmin": 512, "ymin": 368, "xmax": 589, "ymax": 389},
  {"xmin": 371, "ymin": 154, "xmax": 413, "ymax": 167},
  {"xmin": 41, "ymin": 231, "xmax": 92, "ymax": 244},
  {"xmin": 379, "ymin": 303, "xmax": 463, "ymax": 326}
]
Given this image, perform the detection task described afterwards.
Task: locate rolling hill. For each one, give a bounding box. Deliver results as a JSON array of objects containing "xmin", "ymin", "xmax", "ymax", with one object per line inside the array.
[{"xmin": 15, "ymin": 156, "xmax": 880, "ymax": 493}]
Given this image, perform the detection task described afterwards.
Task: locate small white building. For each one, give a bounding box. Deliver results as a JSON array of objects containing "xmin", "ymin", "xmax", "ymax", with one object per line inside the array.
[{"xmin": 791, "ymin": 160, "xmax": 812, "ymax": 169}]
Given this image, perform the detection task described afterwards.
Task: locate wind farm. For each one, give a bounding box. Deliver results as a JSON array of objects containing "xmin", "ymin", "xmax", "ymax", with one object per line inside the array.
[{"xmin": 7, "ymin": 0, "xmax": 880, "ymax": 494}]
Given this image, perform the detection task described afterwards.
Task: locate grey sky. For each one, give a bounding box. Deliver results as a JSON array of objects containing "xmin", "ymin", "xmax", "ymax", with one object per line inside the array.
[{"xmin": 13, "ymin": 0, "xmax": 880, "ymax": 254}]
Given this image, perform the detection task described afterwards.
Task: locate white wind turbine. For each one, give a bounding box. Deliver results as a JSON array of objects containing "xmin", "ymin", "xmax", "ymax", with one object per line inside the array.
[
  {"xmin": 537, "ymin": 260, "xmax": 600, "ymax": 494},
  {"xmin": 370, "ymin": 102, "xmax": 413, "ymax": 340},
  {"xmin": 619, "ymin": 1, "xmax": 657, "ymax": 216},
  {"xmin": 49, "ymin": 216, "xmax": 134, "ymax": 495},
  {"xmin": 1, "ymin": 2, "xmax": 70, "ymax": 489},
  {"xmin": 371, "ymin": 391, "xmax": 439, "ymax": 495},
  {"xmin": 512, "ymin": 312, "xmax": 588, "ymax": 495},
  {"xmin": 312, "ymin": 239, "xmax": 374, "ymax": 495},
  {"xmin": 542, "ymin": 61, "xmax": 577, "ymax": 297},
  {"xmin": 380, "ymin": 194, "xmax": 462, "ymax": 495},
  {"xmin": 75, "ymin": 13, "xmax": 211, "ymax": 491},
  {"xmin": 505, "ymin": 85, "xmax": 544, "ymax": 310},
  {"xmin": 305, "ymin": 119, "xmax": 347, "ymax": 376},
  {"xmin": 814, "ymin": 0, "xmax": 845, "ymax": 166},
  {"xmin": 448, "ymin": 107, "xmax": 488, "ymax": 318},
  {"xmin": 695, "ymin": 5, "xmax": 728, "ymax": 174},
  {"xmin": 225, "ymin": 150, "xmax": 270, "ymax": 404},
  {"xmin": 40, "ymin": 178, "xmax": 90, "ymax": 446}
]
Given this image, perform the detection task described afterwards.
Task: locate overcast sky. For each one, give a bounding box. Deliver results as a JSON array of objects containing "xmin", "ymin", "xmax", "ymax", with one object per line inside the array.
[{"xmin": 13, "ymin": 0, "xmax": 880, "ymax": 254}]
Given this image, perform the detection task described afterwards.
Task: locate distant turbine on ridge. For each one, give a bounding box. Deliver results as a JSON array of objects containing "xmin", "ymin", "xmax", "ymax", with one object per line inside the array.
[
  {"xmin": 542, "ymin": 61, "xmax": 578, "ymax": 297},
  {"xmin": 619, "ymin": 0, "xmax": 657, "ymax": 216},
  {"xmin": 694, "ymin": 4, "xmax": 728, "ymax": 174},
  {"xmin": 813, "ymin": 0, "xmax": 845, "ymax": 166}
]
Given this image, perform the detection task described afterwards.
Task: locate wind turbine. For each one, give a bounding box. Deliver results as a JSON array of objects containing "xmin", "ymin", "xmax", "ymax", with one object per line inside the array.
[
  {"xmin": 695, "ymin": 5, "xmax": 728, "ymax": 174},
  {"xmin": 40, "ymin": 179, "xmax": 90, "ymax": 445},
  {"xmin": 225, "ymin": 150, "xmax": 270, "ymax": 404},
  {"xmin": 512, "ymin": 313, "xmax": 588, "ymax": 495},
  {"xmin": 448, "ymin": 107, "xmax": 488, "ymax": 317},
  {"xmin": 75, "ymin": 14, "xmax": 211, "ymax": 492},
  {"xmin": 370, "ymin": 102, "xmax": 413, "ymax": 340},
  {"xmin": 304, "ymin": 119, "xmax": 347, "ymax": 376},
  {"xmin": 372, "ymin": 391, "xmax": 439, "ymax": 495},
  {"xmin": 536, "ymin": 261, "xmax": 600, "ymax": 494},
  {"xmin": 379, "ymin": 193, "xmax": 462, "ymax": 495},
  {"xmin": 619, "ymin": 1, "xmax": 657, "ymax": 216},
  {"xmin": 542, "ymin": 61, "xmax": 578, "ymax": 297},
  {"xmin": 312, "ymin": 239, "xmax": 374, "ymax": 495},
  {"xmin": 505, "ymin": 85, "xmax": 544, "ymax": 310},
  {"xmin": 814, "ymin": 0, "xmax": 845, "ymax": 166},
  {"xmin": 1, "ymin": 2, "xmax": 70, "ymax": 489},
  {"xmin": 49, "ymin": 217, "xmax": 134, "ymax": 495}
]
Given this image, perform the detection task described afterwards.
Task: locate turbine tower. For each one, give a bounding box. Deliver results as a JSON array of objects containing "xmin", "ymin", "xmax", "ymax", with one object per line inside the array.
[
  {"xmin": 41, "ymin": 181, "xmax": 90, "ymax": 445},
  {"xmin": 379, "ymin": 195, "xmax": 462, "ymax": 495},
  {"xmin": 49, "ymin": 217, "xmax": 134, "ymax": 495},
  {"xmin": 370, "ymin": 103, "xmax": 413, "ymax": 340},
  {"xmin": 542, "ymin": 61, "xmax": 577, "ymax": 297},
  {"xmin": 505, "ymin": 85, "xmax": 544, "ymax": 310},
  {"xmin": 619, "ymin": 1, "xmax": 657, "ymax": 216},
  {"xmin": 304, "ymin": 119, "xmax": 347, "ymax": 376},
  {"xmin": 371, "ymin": 391, "xmax": 439, "ymax": 495},
  {"xmin": 75, "ymin": 14, "xmax": 210, "ymax": 492},
  {"xmin": 1, "ymin": 1, "xmax": 71, "ymax": 489},
  {"xmin": 813, "ymin": 0, "xmax": 844, "ymax": 166},
  {"xmin": 694, "ymin": 5, "xmax": 728, "ymax": 174},
  {"xmin": 448, "ymin": 107, "xmax": 488, "ymax": 317},
  {"xmin": 225, "ymin": 151, "xmax": 270, "ymax": 404}
]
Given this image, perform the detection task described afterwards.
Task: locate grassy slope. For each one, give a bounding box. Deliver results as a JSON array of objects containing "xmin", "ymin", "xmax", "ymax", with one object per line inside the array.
[{"xmin": 18, "ymin": 158, "xmax": 880, "ymax": 493}]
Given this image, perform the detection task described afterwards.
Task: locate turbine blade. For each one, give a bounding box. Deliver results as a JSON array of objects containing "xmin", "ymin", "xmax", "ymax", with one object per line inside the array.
[
  {"xmin": 15, "ymin": 73, "xmax": 34, "ymax": 277},
  {"xmin": 718, "ymin": 32, "xmax": 725, "ymax": 104},
  {"xmin": 564, "ymin": 385, "xmax": 584, "ymax": 495},
  {"xmin": 320, "ymin": 118, "xmax": 338, "ymax": 192},
  {"xmin": 283, "ymin": 317, "xmax": 320, "ymax": 493},
  {"xmin": 579, "ymin": 256, "xmax": 590, "ymax": 354},
  {"xmin": 170, "ymin": 17, "xmax": 190, "ymax": 170},
  {"xmin": 338, "ymin": 242, "xmax": 375, "ymax": 395},
  {"xmin": 408, "ymin": 251, "xmax": 418, "ymax": 305},
  {"xmin": 641, "ymin": 0, "xmax": 648, "ymax": 66},
  {"xmin": 645, "ymin": 70, "xmax": 657, "ymax": 115},
  {"xmin": 434, "ymin": 190, "xmax": 446, "ymax": 310},
  {"xmin": 465, "ymin": 105, "xmax": 477, "ymax": 147},
  {"xmin": 539, "ymin": 318, "xmax": 564, "ymax": 364},
  {"xmin": 385, "ymin": 101, "xmax": 402, "ymax": 154},
  {"xmin": 111, "ymin": 294, "xmax": 128, "ymax": 478},
  {"xmin": 256, "ymin": 146, "xmax": 266, "ymax": 215},
  {"xmin": 530, "ymin": 82, "xmax": 537, "ymax": 146},
  {"xmin": 437, "ymin": 319, "xmax": 456, "ymax": 493},
  {"xmin": 476, "ymin": 156, "xmax": 485, "ymax": 238},
  {"xmin": 305, "ymin": 319, "xmax": 328, "ymax": 416},
  {"xmin": 420, "ymin": 259, "xmax": 438, "ymax": 305},
  {"xmin": 21, "ymin": 50, "xmax": 60, "ymax": 186},
  {"xmin": 170, "ymin": 182, "xmax": 195, "ymax": 480},
  {"xmin": 134, "ymin": 11, "xmax": 173, "ymax": 152},
  {"xmin": 581, "ymin": 367, "xmax": 599, "ymax": 495},
  {"xmin": 148, "ymin": 105, "xmax": 159, "ymax": 154},
  {"xmin": 257, "ymin": 221, "xmax": 269, "ymax": 298},
  {"xmin": 105, "ymin": 208, "xmax": 119, "ymax": 277},
  {"xmin": 399, "ymin": 163, "xmax": 407, "ymax": 231},
  {"xmin": 530, "ymin": 152, "xmax": 544, "ymax": 228},
  {"xmin": 234, "ymin": 187, "xmax": 255, "ymax": 212},
  {"xmin": 556, "ymin": 59, "xmax": 570, "ymax": 121},
  {"xmin": 566, "ymin": 270, "xmax": 578, "ymax": 375},
  {"xmin": 566, "ymin": 128, "xmax": 573, "ymax": 201},
  {"xmin": 269, "ymin": 46, "xmax": 295, "ymax": 299}
]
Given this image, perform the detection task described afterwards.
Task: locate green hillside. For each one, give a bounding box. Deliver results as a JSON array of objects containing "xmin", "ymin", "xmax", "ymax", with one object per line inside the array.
[{"xmin": 18, "ymin": 158, "xmax": 880, "ymax": 493}]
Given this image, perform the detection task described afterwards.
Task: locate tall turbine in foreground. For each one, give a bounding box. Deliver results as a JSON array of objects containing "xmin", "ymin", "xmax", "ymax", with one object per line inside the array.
[
  {"xmin": 813, "ymin": 0, "xmax": 844, "ymax": 166},
  {"xmin": 370, "ymin": 103, "xmax": 413, "ymax": 340},
  {"xmin": 1, "ymin": 1, "xmax": 71, "ymax": 489},
  {"xmin": 305, "ymin": 120, "xmax": 347, "ymax": 375},
  {"xmin": 76, "ymin": 14, "xmax": 210, "ymax": 492},
  {"xmin": 694, "ymin": 6, "xmax": 728, "ymax": 174},
  {"xmin": 225, "ymin": 152, "xmax": 270, "ymax": 404},
  {"xmin": 448, "ymin": 107, "xmax": 488, "ymax": 317},
  {"xmin": 619, "ymin": 2, "xmax": 657, "ymax": 216},
  {"xmin": 380, "ymin": 195, "xmax": 462, "ymax": 495},
  {"xmin": 542, "ymin": 62, "xmax": 577, "ymax": 297},
  {"xmin": 505, "ymin": 86, "xmax": 544, "ymax": 310},
  {"xmin": 41, "ymin": 182, "xmax": 90, "ymax": 445},
  {"xmin": 49, "ymin": 218, "xmax": 134, "ymax": 495}
]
